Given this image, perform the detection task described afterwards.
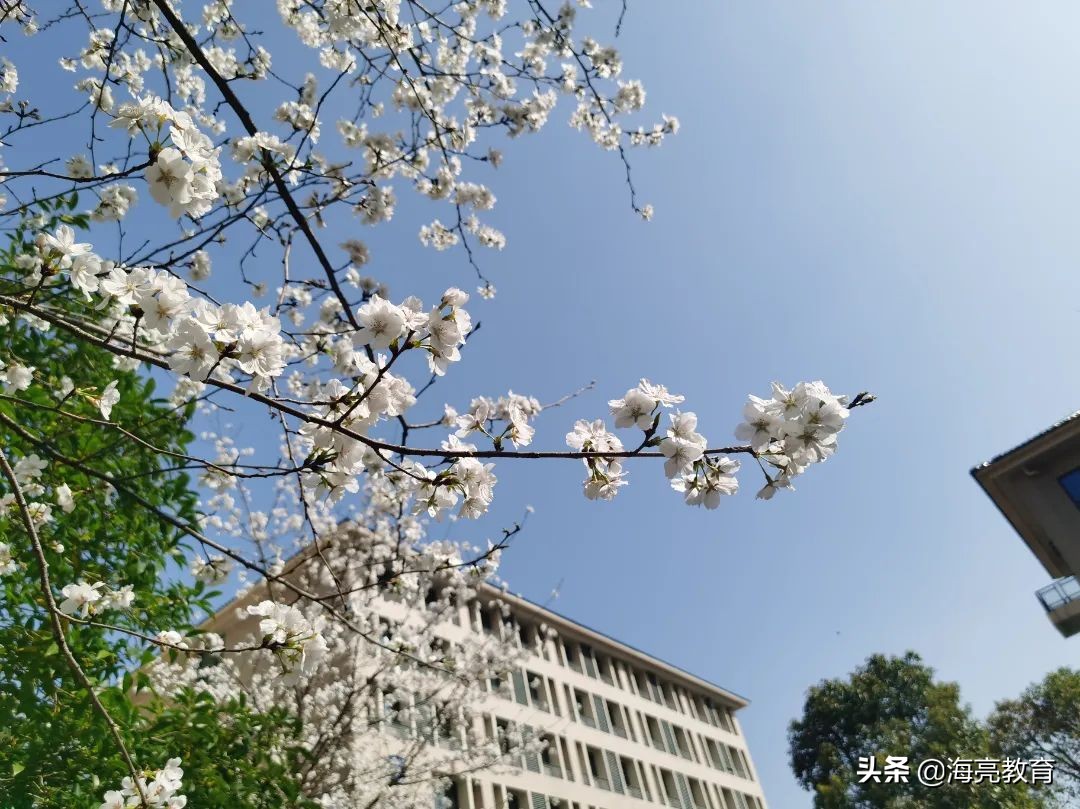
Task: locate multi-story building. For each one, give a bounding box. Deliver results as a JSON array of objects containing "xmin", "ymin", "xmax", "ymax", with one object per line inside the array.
[
  {"xmin": 973, "ymin": 411, "xmax": 1080, "ymax": 636},
  {"xmin": 210, "ymin": 577, "xmax": 769, "ymax": 809},
  {"xmin": 445, "ymin": 586, "xmax": 769, "ymax": 809}
]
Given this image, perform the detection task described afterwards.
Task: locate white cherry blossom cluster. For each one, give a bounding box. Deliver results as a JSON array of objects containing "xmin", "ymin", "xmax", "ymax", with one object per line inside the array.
[
  {"xmin": 449, "ymin": 391, "xmax": 542, "ymax": 449},
  {"xmin": 111, "ymin": 96, "xmax": 222, "ymax": 218},
  {"xmin": 190, "ymin": 554, "xmax": 233, "ymax": 584},
  {"xmin": 0, "ymin": 542, "xmax": 16, "ymax": 576},
  {"xmin": 0, "ymin": 360, "xmax": 33, "ymax": 393},
  {"xmin": 565, "ymin": 419, "xmax": 626, "ymax": 501},
  {"xmin": 735, "ymin": 381, "xmax": 852, "ymax": 499},
  {"xmin": 407, "ymin": 438, "xmax": 498, "ymax": 520},
  {"xmin": 247, "ymin": 599, "xmax": 329, "ymax": 683},
  {"xmin": 29, "ymin": 225, "xmax": 289, "ymax": 393},
  {"xmin": 0, "ymin": 452, "xmax": 74, "ymax": 527},
  {"xmin": 99, "ymin": 757, "xmax": 186, "ymax": 809},
  {"xmin": 559, "ymin": 379, "xmax": 858, "ymax": 508},
  {"xmin": 351, "ymin": 288, "xmax": 472, "ymax": 376},
  {"xmin": 58, "ymin": 580, "xmax": 136, "ymax": 617}
]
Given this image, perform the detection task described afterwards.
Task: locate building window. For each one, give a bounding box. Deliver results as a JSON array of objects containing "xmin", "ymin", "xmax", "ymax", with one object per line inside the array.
[
  {"xmin": 1060, "ymin": 467, "xmax": 1080, "ymax": 509},
  {"xmin": 540, "ymin": 735, "xmax": 562, "ymax": 778},
  {"xmin": 435, "ymin": 781, "xmax": 460, "ymax": 809},
  {"xmin": 586, "ymin": 747, "xmax": 609, "ymax": 790},
  {"xmin": 526, "ymin": 671, "xmax": 548, "ymax": 711},
  {"xmin": 620, "ymin": 756, "xmax": 643, "ymax": 799}
]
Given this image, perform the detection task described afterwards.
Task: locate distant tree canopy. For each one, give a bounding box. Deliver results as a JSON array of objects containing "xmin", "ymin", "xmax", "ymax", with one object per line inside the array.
[
  {"xmin": 788, "ymin": 652, "xmax": 1044, "ymax": 809},
  {"xmin": 989, "ymin": 667, "xmax": 1080, "ymax": 805}
]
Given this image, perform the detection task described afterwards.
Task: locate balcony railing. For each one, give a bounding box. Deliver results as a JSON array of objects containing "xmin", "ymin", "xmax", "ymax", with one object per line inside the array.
[{"xmin": 1037, "ymin": 575, "xmax": 1080, "ymax": 611}]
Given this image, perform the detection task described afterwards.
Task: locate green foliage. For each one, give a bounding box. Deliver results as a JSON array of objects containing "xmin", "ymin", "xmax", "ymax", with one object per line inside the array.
[
  {"xmin": 989, "ymin": 667, "xmax": 1080, "ymax": 805},
  {"xmin": 788, "ymin": 652, "xmax": 1044, "ymax": 809},
  {"xmin": 0, "ymin": 209, "xmax": 308, "ymax": 807}
]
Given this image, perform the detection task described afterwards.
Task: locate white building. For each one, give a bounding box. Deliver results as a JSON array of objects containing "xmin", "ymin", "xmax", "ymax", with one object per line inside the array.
[
  {"xmin": 439, "ymin": 585, "xmax": 770, "ymax": 809},
  {"xmin": 207, "ymin": 570, "xmax": 769, "ymax": 809}
]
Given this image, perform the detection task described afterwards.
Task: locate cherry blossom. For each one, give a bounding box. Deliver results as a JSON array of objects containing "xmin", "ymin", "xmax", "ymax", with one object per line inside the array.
[{"xmin": 0, "ymin": 1, "xmax": 875, "ymax": 800}]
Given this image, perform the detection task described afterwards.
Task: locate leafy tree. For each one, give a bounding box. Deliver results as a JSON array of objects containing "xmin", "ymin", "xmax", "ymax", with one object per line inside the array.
[
  {"xmin": 989, "ymin": 667, "xmax": 1080, "ymax": 805},
  {"xmin": 788, "ymin": 652, "xmax": 1043, "ymax": 808},
  {"xmin": 0, "ymin": 209, "xmax": 309, "ymax": 808}
]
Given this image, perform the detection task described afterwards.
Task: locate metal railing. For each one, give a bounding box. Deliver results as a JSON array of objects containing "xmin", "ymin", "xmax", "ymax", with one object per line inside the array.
[{"xmin": 1037, "ymin": 575, "xmax": 1080, "ymax": 611}]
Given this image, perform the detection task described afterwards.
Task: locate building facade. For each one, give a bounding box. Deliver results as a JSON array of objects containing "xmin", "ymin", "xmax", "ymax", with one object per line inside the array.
[
  {"xmin": 208, "ymin": 574, "xmax": 769, "ymax": 809},
  {"xmin": 414, "ymin": 585, "xmax": 767, "ymax": 809},
  {"xmin": 973, "ymin": 411, "xmax": 1080, "ymax": 636}
]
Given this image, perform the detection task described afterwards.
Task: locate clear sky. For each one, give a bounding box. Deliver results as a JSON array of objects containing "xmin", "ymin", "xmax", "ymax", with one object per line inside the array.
[{"xmin": 10, "ymin": 2, "xmax": 1080, "ymax": 806}]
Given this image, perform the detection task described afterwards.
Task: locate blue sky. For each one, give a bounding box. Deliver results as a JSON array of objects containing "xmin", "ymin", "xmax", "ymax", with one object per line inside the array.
[{"xmin": 9, "ymin": 1, "xmax": 1080, "ymax": 806}]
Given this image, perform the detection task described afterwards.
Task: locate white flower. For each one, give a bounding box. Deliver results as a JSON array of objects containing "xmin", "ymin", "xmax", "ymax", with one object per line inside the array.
[
  {"xmin": 353, "ymin": 295, "xmax": 406, "ymax": 349},
  {"xmin": 454, "ymin": 399, "xmax": 490, "ymax": 438},
  {"xmin": 26, "ymin": 502, "xmax": 53, "ymax": 526},
  {"xmin": 146, "ymin": 147, "xmax": 195, "ymax": 218},
  {"xmin": 454, "ymin": 457, "xmax": 497, "ymax": 518},
  {"xmin": 0, "ymin": 58, "xmax": 16, "ymax": 94},
  {"xmin": 734, "ymin": 397, "xmax": 782, "ymax": 453},
  {"xmin": 189, "ymin": 250, "xmax": 211, "ymax": 281},
  {"xmin": 566, "ymin": 419, "xmax": 623, "ymax": 453},
  {"xmin": 191, "ymin": 554, "xmax": 232, "ymax": 583},
  {"xmin": 0, "ymin": 543, "xmax": 16, "ymax": 575},
  {"xmin": 59, "ymin": 581, "xmax": 105, "ymax": 617},
  {"xmin": 166, "ymin": 320, "xmax": 218, "ymax": 381},
  {"xmin": 756, "ymin": 474, "xmax": 794, "ymax": 500},
  {"xmin": 138, "ymin": 282, "xmax": 191, "ymax": 332},
  {"xmin": 609, "ymin": 380, "xmax": 682, "ymax": 430},
  {"xmin": 673, "ymin": 457, "xmax": 740, "ymax": 509},
  {"xmin": 235, "ymin": 326, "xmax": 286, "ymax": 381},
  {"xmin": 584, "ymin": 460, "xmax": 628, "ymax": 501},
  {"xmin": 340, "ymin": 239, "xmax": 369, "ymax": 266},
  {"xmin": 99, "ymin": 757, "xmax": 184, "ymax": 809},
  {"xmin": 246, "ymin": 600, "xmax": 327, "ymax": 680},
  {"xmin": 99, "ymin": 266, "xmax": 153, "ymax": 306},
  {"xmin": 68, "ymin": 253, "xmax": 102, "ymax": 299},
  {"xmin": 37, "ymin": 225, "xmax": 91, "ymax": 269},
  {"xmin": 107, "ymin": 585, "xmax": 135, "ymax": 610},
  {"xmin": 609, "ymin": 387, "xmax": 656, "ymax": 430},
  {"xmin": 91, "ymin": 184, "xmax": 138, "ymax": 222},
  {"xmin": 667, "ymin": 411, "xmax": 705, "ymax": 445},
  {"xmin": 156, "ymin": 630, "xmax": 187, "ymax": 648},
  {"xmin": 659, "ymin": 436, "xmax": 704, "ymax": 479},
  {"xmin": 13, "ymin": 453, "xmax": 46, "ymax": 484},
  {"xmin": 0, "ymin": 363, "xmax": 33, "ymax": 393},
  {"xmin": 98, "ymin": 380, "xmax": 120, "ymax": 420},
  {"xmin": 66, "ymin": 154, "xmax": 93, "ymax": 178},
  {"xmin": 55, "ymin": 483, "xmax": 75, "ymax": 513}
]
